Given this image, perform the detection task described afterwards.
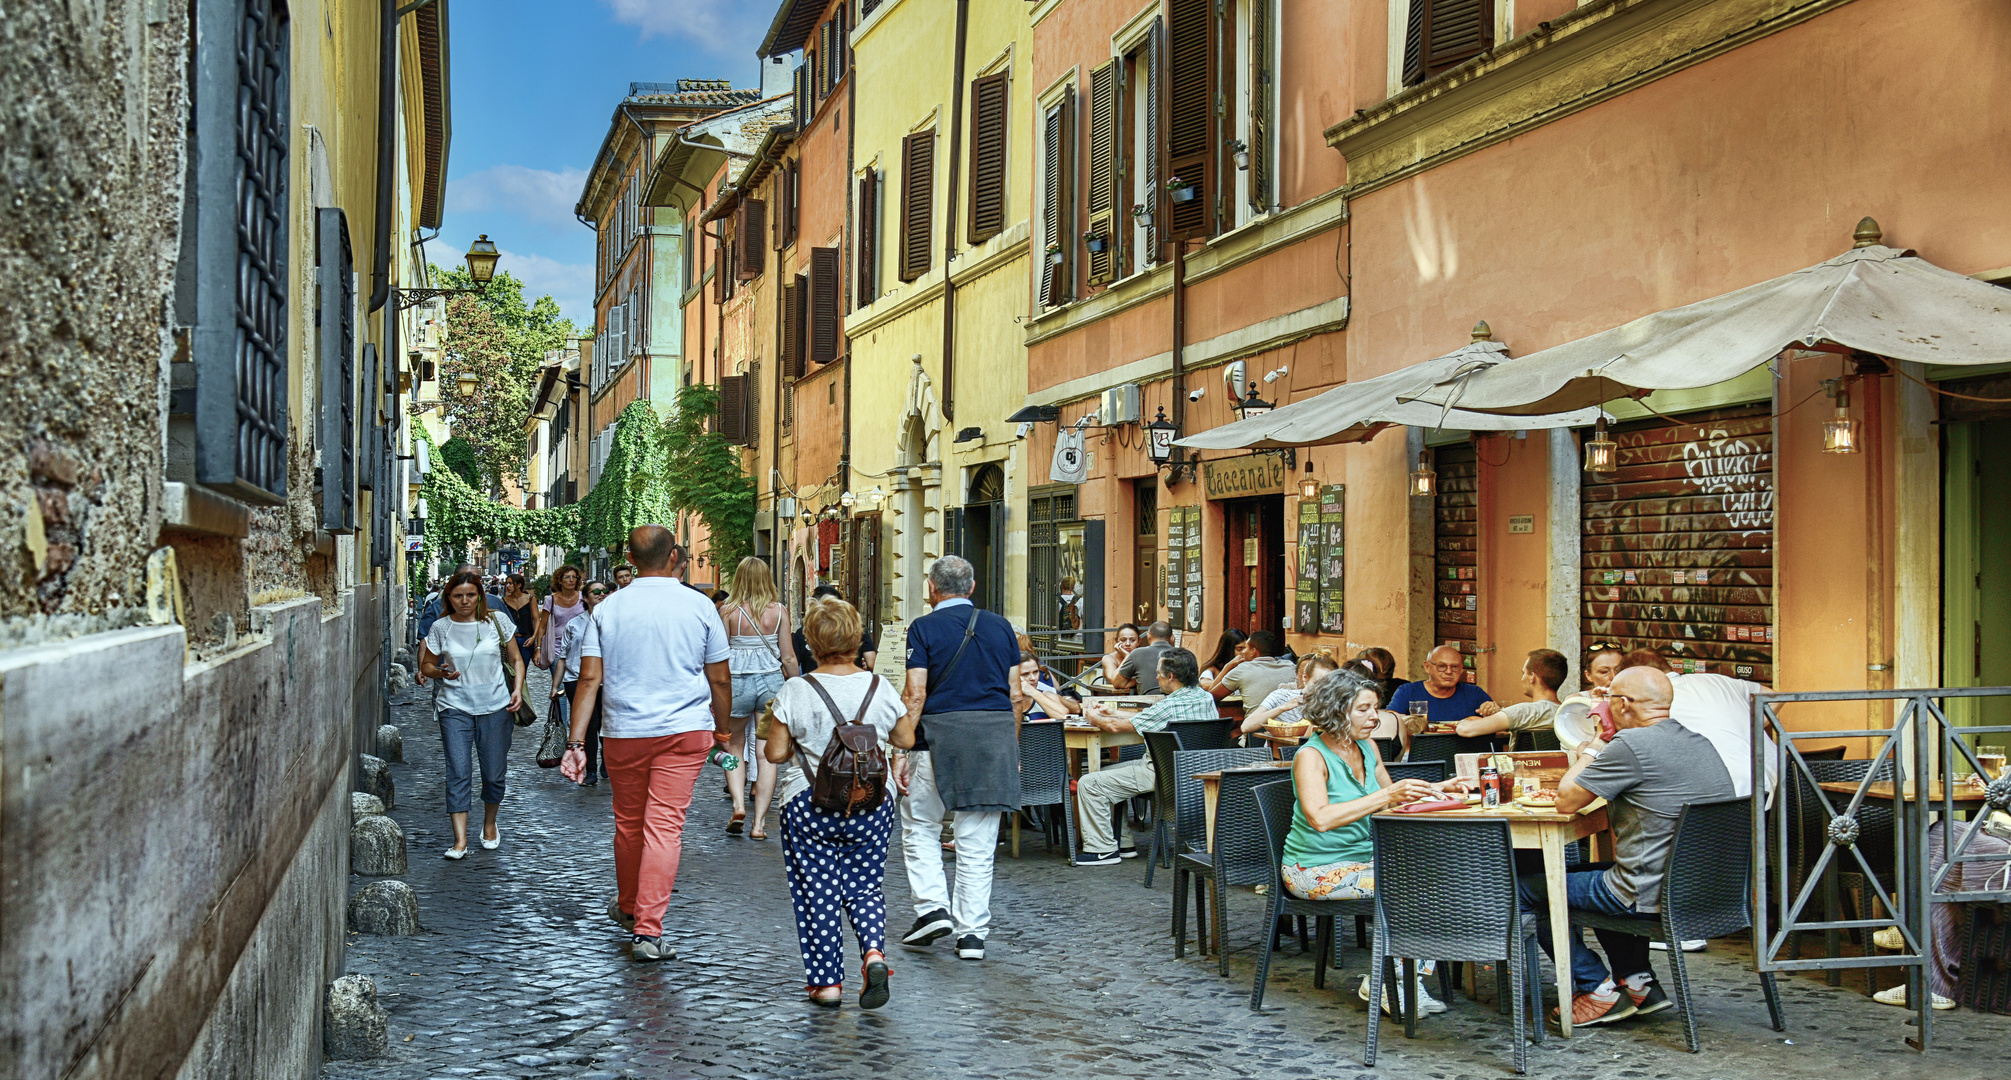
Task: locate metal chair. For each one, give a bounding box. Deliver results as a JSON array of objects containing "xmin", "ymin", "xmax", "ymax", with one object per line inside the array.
[
  {"xmin": 1013, "ymin": 721, "xmax": 1075, "ymax": 859},
  {"xmin": 1571, "ymin": 796, "xmax": 1786, "ymax": 1052},
  {"xmin": 1167, "ymin": 746, "xmax": 1272, "ymax": 959},
  {"xmin": 1384, "ymin": 760, "xmax": 1449, "ymax": 785},
  {"xmin": 1167, "ymin": 717, "xmax": 1237, "ymax": 751},
  {"xmin": 1249, "ymin": 779, "xmax": 1375, "ymax": 1009},
  {"xmin": 1366, "ymin": 816, "xmax": 1545, "ymax": 1074}
]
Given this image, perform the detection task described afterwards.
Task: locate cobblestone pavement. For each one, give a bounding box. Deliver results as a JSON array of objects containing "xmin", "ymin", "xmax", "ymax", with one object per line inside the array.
[{"xmin": 328, "ymin": 673, "xmax": 2005, "ymax": 1080}]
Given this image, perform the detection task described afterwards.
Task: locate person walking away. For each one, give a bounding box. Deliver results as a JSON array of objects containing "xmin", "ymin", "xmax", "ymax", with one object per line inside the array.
[
  {"xmin": 1073, "ymin": 649, "xmax": 1219, "ymax": 865},
  {"xmin": 1522, "ymin": 665, "xmax": 1736, "ymax": 1026},
  {"xmin": 501, "ymin": 574, "xmax": 540, "ymax": 675},
  {"xmin": 562, "ymin": 526, "xmax": 733, "ymax": 962},
  {"xmin": 892, "ymin": 555, "xmax": 1025, "ymax": 960},
  {"xmin": 792, "ymin": 584, "xmax": 880, "ymax": 673},
  {"xmin": 557, "ymin": 579, "xmax": 610, "ymax": 784},
  {"xmin": 416, "ymin": 571, "xmax": 527, "ymax": 858},
  {"xmin": 1457, "ymin": 649, "xmax": 1567, "ymax": 751},
  {"xmin": 720, "ymin": 556, "xmax": 800, "ymax": 839},
  {"xmin": 764, "ymin": 598, "xmax": 907, "ymax": 1008}
]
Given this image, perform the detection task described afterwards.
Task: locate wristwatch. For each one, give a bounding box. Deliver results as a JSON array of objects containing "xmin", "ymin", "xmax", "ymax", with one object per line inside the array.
[{"xmin": 1578, "ymin": 744, "xmax": 1603, "ymax": 760}]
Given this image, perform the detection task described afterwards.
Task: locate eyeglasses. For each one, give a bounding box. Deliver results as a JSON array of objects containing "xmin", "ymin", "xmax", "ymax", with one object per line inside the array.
[
  {"xmin": 1609, "ymin": 693, "xmax": 1638, "ymax": 706},
  {"xmin": 1425, "ymin": 662, "xmax": 1465, "ymax": 672}
]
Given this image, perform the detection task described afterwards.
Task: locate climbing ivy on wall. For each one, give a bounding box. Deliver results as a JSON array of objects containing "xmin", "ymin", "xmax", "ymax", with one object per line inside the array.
[{"xmin": 657, "ymin": 384, "xmax": 757, "ymax": 575}]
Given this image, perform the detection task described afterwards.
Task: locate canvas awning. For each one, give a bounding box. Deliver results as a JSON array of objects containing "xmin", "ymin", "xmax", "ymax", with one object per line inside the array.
[
  {"xmin": 1174, "ymin": 338, "xmax": 1603, "ymax": 450},
  {"xmin": 1400, "ymin": 236, "xmax": 2011, "ymax": 416}
]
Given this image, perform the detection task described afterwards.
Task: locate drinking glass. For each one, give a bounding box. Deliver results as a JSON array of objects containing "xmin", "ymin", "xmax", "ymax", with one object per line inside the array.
[{"xmin": 1979, "ymin": 745, "xmax": 2006, "ymax": 781}]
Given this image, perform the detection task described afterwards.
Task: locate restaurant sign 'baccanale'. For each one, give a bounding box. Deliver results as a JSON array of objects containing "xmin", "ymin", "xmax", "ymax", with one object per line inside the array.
[{"xmin": 1202, "ymin": 455, "xmax": 1287, "ymax": 500}]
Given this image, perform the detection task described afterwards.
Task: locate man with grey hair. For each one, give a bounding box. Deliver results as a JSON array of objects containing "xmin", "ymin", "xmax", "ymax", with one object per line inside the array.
[
  {"xmin": 1072, "ymin": 647, "xmax": 1219, "ymax": 865},
  {"xmin": 890, "ymin": 555, "xmax": 1025, "ymax": 960},
  {"xmin": 1387, "ymin": 643, "xmax": 1494, "ymax": 730}
]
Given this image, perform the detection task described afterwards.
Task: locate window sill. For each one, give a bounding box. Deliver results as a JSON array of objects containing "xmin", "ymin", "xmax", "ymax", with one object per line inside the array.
[{"xmin": 161, "ymin": 482, "xmax": 250, "ymax": 540}]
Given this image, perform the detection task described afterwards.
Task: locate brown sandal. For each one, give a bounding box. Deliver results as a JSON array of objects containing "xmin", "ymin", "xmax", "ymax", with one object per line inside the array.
[
  {"xmin": 749, "ymin": 825, "xmax": 768, "ymax": 840},
  {"xmin": 727, "ymin": 812, "xmax": 746, "ymax": 835}
]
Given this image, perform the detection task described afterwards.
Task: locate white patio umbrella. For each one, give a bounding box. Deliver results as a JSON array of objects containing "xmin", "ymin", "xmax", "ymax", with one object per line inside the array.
[
  {"xmin": 1174, "ymin": 336, "xmax": 1603, "ymax": 450},
  {"xmin": 1399, "ymin": 227, "xmax": 2011, "ymax": 416}
]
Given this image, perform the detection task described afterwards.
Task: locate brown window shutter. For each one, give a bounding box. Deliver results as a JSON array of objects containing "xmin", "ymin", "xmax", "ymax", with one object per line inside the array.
[
  {"xmin": 785, "ymin": 163, "xmax": 800, "ymax": 245},
  {"xmin": 745, "ymin": 362, "xmax": 760, "ymax": 449},
  {"xmin": 1085, "ymin": 60, "xmax": 1120, "ymax": 286},
  {"xmin": 818, "ymin": 22, "xmax": 833, "ymax": 97},
  {"xmin": 966, "ymin": 71, "xmax": 1010, "ymax": 245},
  {"xmin": 737, "ymin": 199, "xmax": 766, "ymax": 279},
  {"xmin": 1249, "ymin": 0, "xmax": 1274, "ymax": 213},
  {"xmin": 780, "ymin": 282, "xmax": 799, "ymax": 377},
  {"xmin": 857, "ymin": 169, "xmax": 878, "ymax": 304},
  {"xmin": 1410, "ymin": 0, "xmax": 1492, "ymax": 85},
  {"xmin": 793, "ymin": 272, "xmax": 810, "ymax": 374},
  {"xmin": 713, "ymin": 235, "xmax": 726, "ymax": 303},
  {"xmin": 718, "ymin": 374, "xmax": 747, "ymax": 444},
  {"xmin": 1143, "ymin": 17, "xmax": 1162, "ymax": 262},
  {"xmin": 899, "ymin": 131, "xmax": 934, "ymax": 282},
  {"xmin": 1164, "ymin": 0, "xmax": 1216, "ymax": 240},
  {"xmin": 1039, "ymin": 103, "xmax": 1061, "ymax": 308},
  {"xmin": 810, "ymin": 246, "xmax": 840, "ymax": 367}
]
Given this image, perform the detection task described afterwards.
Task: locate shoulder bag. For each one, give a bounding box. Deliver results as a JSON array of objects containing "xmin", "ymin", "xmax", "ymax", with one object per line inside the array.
[
  {"xmin": 489, "ymin": 613, "xmax": 537, "ymax": 727},
  {"xmin": 796, "ymin": 675, "xmax": 890, "ymax": 816}
]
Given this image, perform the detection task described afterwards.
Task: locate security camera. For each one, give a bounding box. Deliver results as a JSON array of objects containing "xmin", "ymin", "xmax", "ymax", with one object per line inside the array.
[
  {"xmin": 1188, "ymin": 388, "xmax": 1206, "ymax": 402},
  {"xmin": 1015, "ymin": 421, "xmax": 1034, "ymax": 439},
  {"xmin": 1263, "ymin": 365, "xmax": 1289, "ymax": 384}
]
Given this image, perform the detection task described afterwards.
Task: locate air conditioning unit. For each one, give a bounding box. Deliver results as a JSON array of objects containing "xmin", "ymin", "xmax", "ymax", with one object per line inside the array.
[{"xmin": 1100, "ymin": 383, "xmax": 1142, "ymax": 425}]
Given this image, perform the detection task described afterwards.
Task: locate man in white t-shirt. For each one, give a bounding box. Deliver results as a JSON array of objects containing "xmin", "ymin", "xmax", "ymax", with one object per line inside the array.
[
  {"xmin": 1667, "ymin": 669, "xmax": 1775, "ymax": 800},
  {"xmin": 564, "ymin": 525, "xmax": 732, "ymax": 963},
  {"xmin": 1459, "ymin": 649, "xmax": 1567, "ymax": 751}
]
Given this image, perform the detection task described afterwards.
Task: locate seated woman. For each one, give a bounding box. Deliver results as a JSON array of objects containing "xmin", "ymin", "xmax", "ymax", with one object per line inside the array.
[
  {"xmin": 1018, "ymin": 651, "xmax": 1081, "ymax": 720},
  {"xmin": 1096, "ymin": 623, "xmax": 1142, "ymax": 687},
  {"xmin": 1237, "ymin": 653, "xmax": 1341, "ymax": 736},
  {"xmin": 1283, "ymin": 668, "xmax": 1466, "ymax": 1016},
  {"xmin": 1199, "ymin": 628, "xmax": 1249, "ymax": 684}
]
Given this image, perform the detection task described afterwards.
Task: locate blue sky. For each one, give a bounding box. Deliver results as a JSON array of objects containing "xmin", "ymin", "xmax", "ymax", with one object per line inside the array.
[{"xmin": 438, "ymin": 0, "xmax": 775, "ymax": 328}]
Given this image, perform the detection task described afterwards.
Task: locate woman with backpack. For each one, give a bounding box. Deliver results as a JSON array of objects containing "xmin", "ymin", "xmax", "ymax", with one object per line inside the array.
[{"xmin": 764, "ymin": 597, "xmax": 905, "ymax": 1009}]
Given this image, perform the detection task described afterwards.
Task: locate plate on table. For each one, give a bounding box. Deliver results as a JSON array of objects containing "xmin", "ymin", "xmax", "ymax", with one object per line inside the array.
[{"xmin": 1515, "ymin": 789, "xmax": 1559, "ymax": 808}]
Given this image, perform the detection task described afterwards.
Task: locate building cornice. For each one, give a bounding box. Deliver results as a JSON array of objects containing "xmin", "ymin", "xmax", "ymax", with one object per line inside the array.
[
  {"xmin": 844, "ymin": 220, "xmax": 1032, "ymax": 338},
  {"xmin": 1024, "ymin": 295, "xmax": 1350, "ymax": 408},
  {"xmin": 1326, "ymin": 0, "xmax": 1858, "ymax": 198}
]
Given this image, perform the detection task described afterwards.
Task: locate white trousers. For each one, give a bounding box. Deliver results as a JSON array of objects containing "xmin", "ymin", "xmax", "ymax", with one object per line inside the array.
[{"xmin": 898, "ymin": 751, "xmax": 1001, "ymax": 939}]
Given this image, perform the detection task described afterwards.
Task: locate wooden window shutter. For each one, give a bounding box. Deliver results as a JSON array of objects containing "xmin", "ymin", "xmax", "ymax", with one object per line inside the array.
[
  {"xmin": 898, "ymin": 131, "xmax": 934, "ymax": 282},
  {"xmin": 792, "ymin": 272, "xmax": 810, "ymax": 373},
  {"xmin": 1085, "ymin": 59, "xmax": 1120, "ymax": 286},
  {"xmin": 966, "ymin": 71, "xmax": 1009, "ymax": 244},
  {"xmin": 713, "ymin": 234, "xmax": 726, "ymax": 303},
  {"xmin": 1143, "ymin": 17, "xmax": 1163, "ymax": 262},
  {"xmin": 745, "ymin": 362, "xmax": 760, "ymax": 449},
  {"xmin": 856, "ymin": 169, "xmax": 878, "ymax": 304},
  {"xmin": 1249, "ymin": 0, "xmax": 1274, "ymax": 213},
  {"xmin": 810, "ymin": 246, "xmax": 840, "ymax": 367},
  {"xmin": 737, "ymin": 199, "xmax": 766, "ymax": 279},
  {"xmin": 1039, "ymin": 98, "xmax": 1075, "ymax": 307},
  {"xmin": 1407, "ymin": 0, "xmax": 1492, "ymax": 85},
  {"xmin": 780, "ymin": 282, "xmax": 799, "ymax": 377},
  {"xmin": 794, "ymin": 61, "xmax": 811, "ymax": 128},
  {"xmin": 719, "ymin": 374, "xmax": 748, "ymax": 444},
  {"xmin": 819, "ymin": 22, "xmax": 834, "ymax": 97},
  {"xmin": 1164, "ymin": 0, "xmax": 1217, "ymax": 240}
]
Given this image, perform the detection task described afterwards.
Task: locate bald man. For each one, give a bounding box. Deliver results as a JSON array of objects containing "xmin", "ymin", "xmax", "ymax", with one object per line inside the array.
[
  {"xmin": 1386, "ymin": 645, "xmax": 1493, "ymax": 730},
  {"xmin": 1521, "ymin": 666, "xmax": 1737, "ymax": 1027}
]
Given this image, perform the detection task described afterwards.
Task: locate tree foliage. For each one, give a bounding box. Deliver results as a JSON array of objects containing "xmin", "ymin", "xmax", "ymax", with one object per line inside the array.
[
  {"xmin": 658, "ymin": 385, "xmax": 758, "ymax": 574},
  {"xmin": 432, "ymin": 267, "xmax": 577, "ymax": 491},
  {"xmin": 439, "ymin": 436, "xmax": 482, "ymax": 488}
]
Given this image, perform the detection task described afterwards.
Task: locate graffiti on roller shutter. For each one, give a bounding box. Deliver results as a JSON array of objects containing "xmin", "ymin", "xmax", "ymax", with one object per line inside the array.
[{"xmin": 1682, "ymin": 436, "xmax": 1772, "ymax": 533}]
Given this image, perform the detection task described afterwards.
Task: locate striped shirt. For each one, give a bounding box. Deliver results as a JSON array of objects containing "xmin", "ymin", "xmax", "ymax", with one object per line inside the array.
[{"xmin": 1128, "ymin": 686, "xmax": 1220, "ymax": 733}]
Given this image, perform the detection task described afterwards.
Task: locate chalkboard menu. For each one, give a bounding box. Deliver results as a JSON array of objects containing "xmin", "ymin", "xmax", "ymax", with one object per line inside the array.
[
  {"xmin": 1294, "ymin": 499, "xmax": 1320, "ymax": 633},
  {"xmin": 1166, "ymin": 505, "xmax": 1204, "ymax": 632},
  {"xmin": 1293, "ymin": 485, "xmax": 1346, "ymax": 635}
]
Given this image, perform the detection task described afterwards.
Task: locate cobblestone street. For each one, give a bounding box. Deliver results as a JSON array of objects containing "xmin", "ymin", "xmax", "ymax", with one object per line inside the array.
[{"xmin": 327, "ymin": 678, "xmax": 2005, "ymax": 1080}]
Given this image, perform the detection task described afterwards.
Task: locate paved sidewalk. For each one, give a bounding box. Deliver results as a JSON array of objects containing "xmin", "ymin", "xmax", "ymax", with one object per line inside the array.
[{"xmin": 327, "ymin": 678, "xmax": 2004, "ymax": 1080}]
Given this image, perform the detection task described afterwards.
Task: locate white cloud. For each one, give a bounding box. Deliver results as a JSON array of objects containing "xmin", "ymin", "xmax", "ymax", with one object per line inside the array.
[
  {"xmin": 600, "ymin": 0, "xmax": 767, "ymax": 57},
  {"xmin": 447, "ymin": 165, "xmax": 590, "ymax": 230},
  {"xmin": 498, "ymin": 249, "xmax": 596, "ymax": 330}
]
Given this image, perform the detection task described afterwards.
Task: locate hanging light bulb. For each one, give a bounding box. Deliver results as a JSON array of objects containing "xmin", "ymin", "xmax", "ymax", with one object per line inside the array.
[
  {"xmin": 839, "ymin": 490, "xmax": 857, "ymax": 508},
  {"xmin": 1822, "ymin": 380, "xmax": 1860, "ymax": 454},
  {"xmin": 1297, "ymin": 459, "xmax": 1321, "ymax": 500},
  {"xmin": 1408, "ymin": 451, "xmax": 1437, "ymax": 498},
  {"xmin": 1583, "ymin": 417, "xmax": 1618, "ymax": 474}
]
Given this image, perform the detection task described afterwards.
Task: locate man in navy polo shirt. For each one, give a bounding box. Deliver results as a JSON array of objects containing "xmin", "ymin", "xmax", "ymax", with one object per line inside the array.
[
  {"xmin": 1387, "ymin": 644, "xmax": 1494, "ymax": 728},
  {"xmin": 891, "ymin": 555, "xmax": 1025, "ymax": 961}
]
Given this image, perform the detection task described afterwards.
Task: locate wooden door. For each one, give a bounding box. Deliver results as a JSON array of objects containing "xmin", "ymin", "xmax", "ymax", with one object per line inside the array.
[
  {"xmin": 1133, "ymin": 479, "xmax": 1158, "ymax": 625},
  {"xmin": 1223, "ymin": 495, "xmax": 1284, "ymax": 635}
]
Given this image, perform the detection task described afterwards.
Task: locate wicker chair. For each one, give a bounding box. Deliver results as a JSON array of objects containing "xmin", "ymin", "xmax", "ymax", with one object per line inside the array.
[
  {"xmin": 1141, "ymin": 730, "xmax": 1182, "ymax": 886},
  {"xmin": 1570, "ymin": 796, "xmax": 1785, "ymax": 1052},
  {"xmin": 1167, "ymin": 717, "xmax": 1237, "ymax": 751},
  {"xmin": 1522, "ymin": 728, "xmax": 1562, "ymax": 753},
  {"xmin": 1013, "ymin": 721, "xmax": 1075, "ymax": 859},
  {"xmin": 1374, "ymin": 737, "xmax": 1403, "ymax": 763},
  {"xmin": 1404, "ymin": 733, "xmax": 1463, "ymax": 766},
  {"xmin": 1249, "ymin": 779, "xmax": 1375, "ymax": 1009},
  {"xmin": 1784, "ymin": 758, "xmax": 1895, "ymax": 984},
  {"xmin": 1184, "ymin": 766, "xmax": 1287, "ymax": 975},
  {"xmin": 1366, "ymin": 816, "xmax": 1544, "ymax": 1074},
  {"xmin": 1384, "ymin": 760, "xmax": 1448, "ymax": 785},
  {"xmin": 1168, "ymin": 747, "xmax": 1272, "ymax": 959}
]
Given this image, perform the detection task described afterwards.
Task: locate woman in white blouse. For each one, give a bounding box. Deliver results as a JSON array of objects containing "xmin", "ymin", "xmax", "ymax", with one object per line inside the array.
[{"xmin": 417, "ymin": 571, "xmax": 527, "ymax": 859}]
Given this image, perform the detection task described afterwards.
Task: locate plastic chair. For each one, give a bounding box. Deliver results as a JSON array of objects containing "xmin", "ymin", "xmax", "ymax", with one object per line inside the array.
[
  {"xmin": 1374, "ymin": 737, "xmax": 1403, "ymax": 762},
  {"xmin": 1013, "ymin": 721, "xmax": 1075, "ymax": 859},
  {"xmin": 1141, "ymin": 730, "xmax": 1182, "ymax": 887},
  {"xmin": 1405, "ymin": 733, "xmax": 1463, "ymax": 765},
  {"xmin": 1571, "ymin": 796, "xmax": 1786, "ymax": 1052},
  {"xmin": 1167, "ymin": 746, "xmax": 1272, "ymax": 959},
  {"xmin": 1384, "ymin": 760, "xmax": 1448, "ymax": 785},
  {"xmin": 1185, "ymin": 766, "xmax": 1285, "ymax": 975},
  {"xmin": 1249, "ymin": 779, "xmax": 1375, "ymax": 1009},
  {"xmin": 1167, "ymin": 717, "xmax": 1237, "ymax": 751},
  {"xmin": 1366, "ymin": 816, "xmax": 1544, "ymax": 1074}
]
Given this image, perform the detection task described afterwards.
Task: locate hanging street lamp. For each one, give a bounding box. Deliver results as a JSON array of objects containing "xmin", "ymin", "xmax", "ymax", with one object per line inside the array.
[
  {"xmin": 1409, "ymin": 451, "xmax": 1437, "ymax": 498},
  {"xmin": 1583, "ymin": 417, "xmax": 1619, "ymax": 474}
]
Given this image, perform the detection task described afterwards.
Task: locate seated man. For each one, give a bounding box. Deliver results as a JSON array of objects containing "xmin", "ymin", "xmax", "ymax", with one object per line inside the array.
[
  {"xmin": 1620, "ymin": 650, "xmax": 1777, "ymax": 801},
  {"xmin": 1387, "ymin": 644, "xmax": 1493, "ymax": 729},
  {"xmin": 1524, "ymin": 665, "xmax": 1736, "ymax": 1026},
  {"xmin": 1207, "ymin": 630, "xmax": 1298, "ymax": 706},
  {"xmin": 1072, "ymin": 648, "xmax": 1219, "ymax": 866},
  {"xmin": 1456, "ymin": 649, "xmax": 1566, "ymax": 751},
  {"xmin": 1108, "ymin": 621, "xmax": 1174, "ymax": 693},
  {"xmin": 1237, "ymin": 653, "xmax": 1341, "ymax": 735}
]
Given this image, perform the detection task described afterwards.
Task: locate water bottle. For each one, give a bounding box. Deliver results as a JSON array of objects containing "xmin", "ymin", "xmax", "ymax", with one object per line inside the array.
[{"xmin": 708, "ymin": 748, "xmax": 740, "ymax": 772}]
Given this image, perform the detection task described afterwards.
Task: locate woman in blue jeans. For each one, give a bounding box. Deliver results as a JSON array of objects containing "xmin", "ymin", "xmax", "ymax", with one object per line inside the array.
[
  {"xmin": 418, "ymin": 570, "xmax": 527, "ymax": 859},
  {"xmin": 719, "ymin": 557, "xmax": 799, "ymax": 838}
]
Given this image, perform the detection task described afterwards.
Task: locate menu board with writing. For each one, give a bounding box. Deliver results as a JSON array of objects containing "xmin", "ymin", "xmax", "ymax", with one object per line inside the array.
[
  {"xmin": 1295, "ymin": 498, "xmax": 1320, "ymax": 633},
  {"xmin": 1181, "ymin": 506, "xmax": 1204, "ymax": 631},
  {"xmin": 1319, "ymin": 484, "xmax": 1346, "ymax": 634}
]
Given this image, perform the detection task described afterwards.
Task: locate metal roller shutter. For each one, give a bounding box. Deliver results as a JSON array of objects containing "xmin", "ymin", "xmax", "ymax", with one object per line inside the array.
[
  {"xmin": 1433, "ymin": 443, "xmax": 1480, "ymax": 680},
  {"xmin": 1581, "ymin": 406, "xmax": 1775, "ymax": 682}
]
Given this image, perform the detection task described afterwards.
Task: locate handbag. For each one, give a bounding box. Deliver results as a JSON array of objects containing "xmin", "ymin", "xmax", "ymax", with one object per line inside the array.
[
  {"xmin": 490, "ymin": 613, "xmax": 537, "ymax": 727},
  {"xmin": 795, "ymin": 675, "xmax": 890, "ymax": 816},
  {"xmin": 536, "ymin": 704, "xmax": 569, "ymax": 768}
]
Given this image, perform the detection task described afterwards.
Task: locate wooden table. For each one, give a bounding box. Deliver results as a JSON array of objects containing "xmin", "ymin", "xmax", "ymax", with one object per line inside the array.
[
  {"xmin": 1061, "ymin": 723, "xmax": 1144, "ymax": 772},
  {"xmin": 1249, "ymin": 729, "xmax": 1308, "ymax": 759},
  {"xmin": 1195, "ymin": 761, "xmax": 1296, "ymax": 852},
  {"xmin": 1817, "ymin": 781, "xmax": 1991, "ymax": 807},
  {"xmin": 1370, "ymin": 800, "xmax": 1611, "ymax": 1038}
]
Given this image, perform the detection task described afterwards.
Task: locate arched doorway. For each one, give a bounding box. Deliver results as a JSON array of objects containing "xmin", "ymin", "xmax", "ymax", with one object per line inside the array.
[{"xmin": 955, "ymin": 463, "xmax": 1007, "ymax": 610}]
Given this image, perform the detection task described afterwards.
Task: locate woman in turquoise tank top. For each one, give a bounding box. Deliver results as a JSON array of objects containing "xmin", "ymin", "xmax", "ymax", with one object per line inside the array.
[{"xmin": 1283, "ymin": 668, "xmax": 1469, "ymax": 1014}]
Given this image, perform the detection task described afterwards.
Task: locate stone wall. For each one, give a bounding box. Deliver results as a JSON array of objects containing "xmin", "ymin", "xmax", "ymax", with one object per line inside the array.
[{"xmin": 0, "ymin": 588, "xmax": 383, "ymax": 1080}]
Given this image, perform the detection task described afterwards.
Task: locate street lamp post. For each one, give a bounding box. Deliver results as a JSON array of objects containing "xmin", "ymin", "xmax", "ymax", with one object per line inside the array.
[{"xmin": 397, "ymin": 236, "xmax": 501, "ymax": 414}]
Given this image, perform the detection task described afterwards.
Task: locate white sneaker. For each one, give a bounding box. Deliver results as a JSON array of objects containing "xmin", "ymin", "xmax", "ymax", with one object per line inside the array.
[
  {"xmin": 1648, "ymin": 938, "xmax": 1707, "ymax": 952},
  {"xmin": 1872, "ymin": 984, "xmax": 1956, "ymax": 1010},
  {"xmin": 1360, "ymin": 973, "xmax": 1444, "ymax": 1016}
]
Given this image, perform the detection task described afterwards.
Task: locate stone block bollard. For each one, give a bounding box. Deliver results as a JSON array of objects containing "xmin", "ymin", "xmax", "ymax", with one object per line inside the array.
[
  {"xmin": 324, "ymin": 975, "xmax": 389, "ymax": 1060},
  {"xmin": 376, "ymin": 724, "xmax": 403, "ymax": 762},
  {"xmin": 358, "ymin": 753, "xmax": 395, "ymax": 809},
  {"xmin": 348, "ymin": 880, "xmax": 421, "ymax": 935},
  {"xmin": 351, "ymin": 815, "xmax": 407, "ymax": 877},
  {"xmin": 351, "ymin": 791, "xmax": 385, "ymax": 821},
  {"xmin": 386, "ymin": 664, "xmax": 411, "ymax": 695}
]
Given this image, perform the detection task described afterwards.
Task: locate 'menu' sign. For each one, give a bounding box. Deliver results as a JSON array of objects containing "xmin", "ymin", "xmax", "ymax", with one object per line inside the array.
[{"xmin": 1202, "ymin": 455, "xmax": 1286, "ymax": 499}]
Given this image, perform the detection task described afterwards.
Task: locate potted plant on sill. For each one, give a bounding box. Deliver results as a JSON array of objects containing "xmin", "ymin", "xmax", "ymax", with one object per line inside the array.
[
  {"xmin": 1081, "ymin": 230, "xmax": 1108, "ymax": 255},
  {"xmin": 1044, "ymin": 241, "xmax": 1064, "ymax": 265},
  {"xmin": 1165, "ymin": 176, "xmax": 1198, "ymax": 203},
  {"xmin": 1130, "ymin": 203, "xmax": 1153, "ymax": 228}
]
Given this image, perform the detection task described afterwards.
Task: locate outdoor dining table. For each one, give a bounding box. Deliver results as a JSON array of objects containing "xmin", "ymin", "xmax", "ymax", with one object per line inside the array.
[{"xmin": 1195, "ymin": 761, "xmax": 1296, "ymax": 851}]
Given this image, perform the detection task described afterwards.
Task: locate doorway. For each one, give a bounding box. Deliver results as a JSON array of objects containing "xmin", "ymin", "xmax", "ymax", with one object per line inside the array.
[
  {"xmin": 960, "ymin": 463, "xmax": 1007, "ymax": 611},
  {"xmin": 1222, "ymin": 495, "xmax": 1285, "ymax": 637},
  {"xmin": 1133, "ymin": 478, "xmax": 1158, "ymax": 625},
  {"xmin": 1943, "ymin": 419, "xmax": 2011, "ymax": 728}
]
